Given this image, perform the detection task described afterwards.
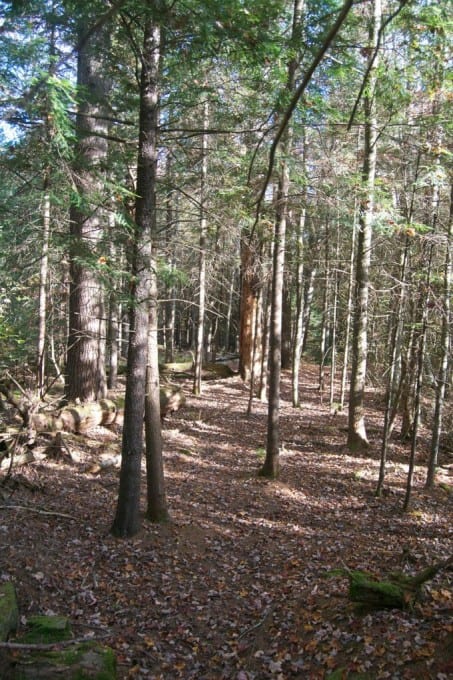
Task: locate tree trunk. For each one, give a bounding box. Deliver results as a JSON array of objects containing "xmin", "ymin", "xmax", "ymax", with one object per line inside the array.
[
  {"xmin": 292, "ymin": 209, "xmax": 306, "ymax": 407},
  {"xmin": 146, "ymin": 280, "xmax": 169, "ymax": 522},
  {"xmin": 37, "ymin": 185, "xmax": 50, "ymax": 398},
  {"xmin": 107, "ymin": 219, "xmax": 118, "ymax": 391},
  {"xmin": 112, "ymin": 16, "xmax": 161, "ymax": 538},
  {"xmin": 347, "ymin": 0, "xmax": 381, "ymax": 451},
  {"xmin": 193, "ymin": 99, "xmax": 209, "ymax": 396},
  {"xmin": 301, "ymin": 264, "xmax": 316, "ymax": 355},
  {"xmin": 376, "ymin": 237, "xmax": 410, "ymax": 496},
  {"xmin": 239, "ymin": 237, "xmax": 260, "ymax": 382},
  {"xmin": 164, "ymin": 155, "xmax": 177, "ymax": 364},
  {"xmin": 319, "ymin": 221, "xmax": 330, "ymax": 400},
  {"xmin": 329, "ymin": 218, "xmax": 340, "ymax": 410},
  {"xmin": 403, "ymin": 259, "xmax": 431, "ymax": 511},
  {"xmin": 340, "ymin": 198, "xmax": 358, "ymax": 410},
  {"xmin": 260, "ymin": 0, "xmax": 303, "ymax": 477},
  {"xmin": 281, "ymin": 282, "xmax": 292, "ymax": 370},
  {"xmin": 66, "ymin": 17, "xmax": 110, "ymax": 403},
  {"xmin": 426, "ymin": 190, "xmax": 452, "ymax": 487},
  {"xmin": 260, "ymin": 164, "xmax": 288, "ymax": 478}
]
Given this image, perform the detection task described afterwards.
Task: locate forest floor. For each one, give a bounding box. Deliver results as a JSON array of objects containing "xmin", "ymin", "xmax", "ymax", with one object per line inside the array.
[{"xmin": 0, "ymin": 364, "xmax": 452, "ymax": 679}]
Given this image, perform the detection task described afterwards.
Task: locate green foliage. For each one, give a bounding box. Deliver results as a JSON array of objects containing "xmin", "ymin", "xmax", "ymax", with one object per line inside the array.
[
  {"xmin": 158, "ymin": 259, "xmax": 188, "ymax": 289},
  {"xmin": 255, "ymin": 447, "xmax": 266, "ymax": 460}
]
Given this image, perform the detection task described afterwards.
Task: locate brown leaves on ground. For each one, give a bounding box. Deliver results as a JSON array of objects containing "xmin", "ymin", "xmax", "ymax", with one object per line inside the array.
[{"xmin": 0, "ymin": 365, "xmax": 452, "ymax": 679}]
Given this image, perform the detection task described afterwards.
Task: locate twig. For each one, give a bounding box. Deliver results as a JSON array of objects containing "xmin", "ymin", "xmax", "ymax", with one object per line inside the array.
[
  {"xmin": 0, "ymin": 634, "xmax": 109, "ymax": 651},
  {"xmin": 4, "ymin": 371, "xmax": 30, "ymax": 400},
  {"xmin": 237, "ymin": 606, "xmax": 274, "ymax": 640},
  {"xmin": 0, "ymin": 505, "xmax": 75, "ymax": 520}
]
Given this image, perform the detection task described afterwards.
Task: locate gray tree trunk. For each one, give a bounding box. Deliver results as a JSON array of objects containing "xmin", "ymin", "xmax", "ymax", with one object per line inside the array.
[
  {"xmin": 66, "ymin": 17, "xmax": 110, "ymax": 402},
  {"xmin": 193, "ymin": 99, "xmax": 209, "ymax": 395},
  {"xmin": 112, "ymin": 17, "xmax": 162, "ymax": 538}
]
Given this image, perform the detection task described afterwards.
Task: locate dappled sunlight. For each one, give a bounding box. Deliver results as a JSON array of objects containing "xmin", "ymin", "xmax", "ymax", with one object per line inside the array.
[{"xmin": 1, "ymin": 366, "xmax": 451, "ymax": 679}]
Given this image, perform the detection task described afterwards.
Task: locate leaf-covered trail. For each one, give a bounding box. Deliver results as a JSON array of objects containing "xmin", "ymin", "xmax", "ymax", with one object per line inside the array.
[{"xmin": 1, "ymin": 366, "xmax": 452, "ymax": 678}]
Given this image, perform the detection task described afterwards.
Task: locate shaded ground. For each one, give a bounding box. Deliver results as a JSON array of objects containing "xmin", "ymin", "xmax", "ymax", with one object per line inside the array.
[{"xmin": 1, "ymin": 364, "xmax": 452, "ymax": 679}]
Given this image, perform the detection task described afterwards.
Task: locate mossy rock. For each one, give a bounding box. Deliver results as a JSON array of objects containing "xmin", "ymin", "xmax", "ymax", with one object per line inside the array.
[
  {"xmin": 21, "ymin": 615, "xmax": 72, "ymax": 643},
  {"xmin": 348, "ymin": 571, "xmax": 410, "ymax": 609},
  {"xmin": 11, "ymin": 641, "xmax": 116, "ymax": 679},
  {"xmin": 0, "ymin": 582, "xmax": 19, "ymax": 641}
]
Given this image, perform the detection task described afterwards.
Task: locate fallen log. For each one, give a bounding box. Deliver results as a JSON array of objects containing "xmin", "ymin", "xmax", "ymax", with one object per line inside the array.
[
  {"xmin": 30, "ymin": 399, "xmax": 117, "ymax": 434},
  {"xmin": 331, "ymin": 555, "xmax": 453, "ymax": 610},
  {"xmin": 202, "ymin": 363, "xmax": 236, "ymax": 379},
  {"xmin": 159, "ymin": 360, "xmax": 193, "ymax": 375}
]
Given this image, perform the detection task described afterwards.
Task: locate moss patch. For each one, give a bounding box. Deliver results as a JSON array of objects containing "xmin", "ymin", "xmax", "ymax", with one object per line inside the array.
[
  {"xmin": 21, "ymin": 615, "xmax": 72, "ymax": 643},
  {"xmin": 13, "ymin": 642, "xmax": 116, "ymax": 679},
  {"xmin": 0, "ymin": 581, "xmax": 19, "ymax": 641}
]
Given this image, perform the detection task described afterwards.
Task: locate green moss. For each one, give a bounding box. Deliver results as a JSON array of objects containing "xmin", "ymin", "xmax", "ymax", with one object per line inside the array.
[
  {"xmin": 0, "ymin": 581, "xmax": 19, "ymax": 641},
  {"xmin": 14, "ymin": 642, "xmax": 116, "ymax": 679},
  {"xmin": 349, "ymin": 571, "xmax": 406, "ymax": 608},
  {"xmin": 22, "ymin": 615, "xmax": 72, "ymax": 643}
]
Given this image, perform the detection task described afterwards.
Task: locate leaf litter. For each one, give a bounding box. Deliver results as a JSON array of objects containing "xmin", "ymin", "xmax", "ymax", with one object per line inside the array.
[{"xmin": 0, "ymin": 364, "xmax": 451, "ymax": 679}]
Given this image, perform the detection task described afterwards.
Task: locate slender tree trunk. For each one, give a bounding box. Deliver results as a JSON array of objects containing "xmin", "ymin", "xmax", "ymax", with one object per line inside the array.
[
  {"xmin": 376, "ymin": 237, "xmax": 410, "ymax": 495},
  {"xmin": 347, "ymin": 0, "xmax": 381, "ymax": 451},
  {"xmin": 340, "ymin": 199, "xmax": 358, "ymax": 410},
  {"xmin": 107, "ymin": 300, "xmax": 119, "ymax": 390},
  {"xmin": 193, "ymin": 99, "xmax": 209, "ymax": 395},
  {"xmin": 281, "ymin": 282, "xmax": 292, "ymax": 370},
  {"xmin": 404, "ymin": 246, "xmax": 432, "ymax": 511},
  {"xmin": 164, "ymin": 156, "xmax": 177, "ymax": 363},
  {"xmin": 225, "ymin": 266, "xmax": 236, "ymax": 353},
  {"xmin": 426, "ymin": 189, "xmax": 452, "ymax": 487},
  {"xmin": 247, "ymin": 282, "xmax": 263, "ymax": 414},
  {"xmin": 260, "ymin": 0, "xmax": 303, "ymax": 477},
  {"xmin": 260, "ymin": 162, "xmax": 288, "ymax": 478},
  {"xmin": 239, "ymin": 238, "xmax": 260, "ymax": 381},
  {"xmin": 146, "ymin": 276, "xmax": 169, "ymax": 522},
  {"xmin": 259, "ymin": 274, "xmax": 272, "ymax": 402},
  {"xmin": 301, "ymin": 264, "xmax": 316, "ymax": 354},
  {"xmin": 37, "ymin": 184, "xmax": 50, "ymax": 397},
  {"xmin": 112, "ymin": 16, "xmax": 161, "ymax": 538},
  {"xmin": 329, "ymin": 218, "xmax": 340, "ymax": 409},
  {"xmin": 319, "ymin": 222, "xmax": 330, "ymax": 400},
  {"xmin": 107, "ymin": 216, "xmax": 118, "ymax": 390},
  {"xmin": 292, "ymin": 209, "xmax": 306, "ymax": 407}
]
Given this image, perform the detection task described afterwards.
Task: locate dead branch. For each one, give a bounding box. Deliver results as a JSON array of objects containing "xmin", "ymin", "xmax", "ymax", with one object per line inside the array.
[
  {"xmin": 0, "ymin": 505, "xmax": 74, "ymax": 520},
  {"xmin": 0, "ymin": 633, "xmax": 109, "ymax": 651}
]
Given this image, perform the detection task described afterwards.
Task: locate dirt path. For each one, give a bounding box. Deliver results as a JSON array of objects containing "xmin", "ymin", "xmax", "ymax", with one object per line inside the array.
[{"xmin": 1, "ymin": 366, "xmax": 452, "ymax": 678}]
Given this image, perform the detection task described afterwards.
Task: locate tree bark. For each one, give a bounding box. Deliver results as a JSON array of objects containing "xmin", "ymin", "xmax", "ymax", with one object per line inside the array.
[
  {"xmin": 37, "ymin": 186, "xmax": 50, "ymax": 398},
  {"xmin": 347, "ymin": 0, "xmax": 381, "ymax": 451},
  {"xmin": 260, "ymin": 0, "xmax": 303, "ymax": 478},
  {"xmin": 292, "ymin": 209, "xmax": 306, "ymax": 407},
  {"xmin": 66, "ymin": 16, "xmax": 110, "ymax": 403},
  {"xmin": 112, "ymin": 15, "xmax": 161, "ymax": 538},
  {"xmin": 239, "ymin": 237, "xmax": 260, "ymax": 382},
  {"xmin": 426, "ymin": 194, "xmax": 452, "ymax": 486},
  {"xmin": 193, "ymin": 99, "xmax": 209, "ymax": 396}
]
